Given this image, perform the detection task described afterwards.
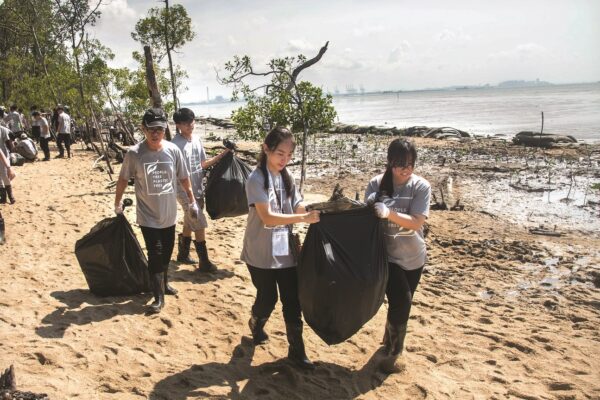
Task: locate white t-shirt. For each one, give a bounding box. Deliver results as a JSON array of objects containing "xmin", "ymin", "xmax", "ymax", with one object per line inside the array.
[
  {"xmin": 57, "ymin": 112, "xmax": 71, "ymax": 134},
  {"xmin": 33, "ymin": 117, "xmax": 50, "ymax": 139},
  {"xmin": 5, "ymin": 111, "xmax": 22, "ymax": 133}
]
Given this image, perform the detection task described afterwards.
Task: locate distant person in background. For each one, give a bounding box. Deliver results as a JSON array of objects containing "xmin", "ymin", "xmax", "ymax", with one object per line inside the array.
[
  {"xmin": 55, "ymin": 105, "xmax": 72, "ymax": 158},
  {"xmin": 18, "ymin": 108, "xmax": 30, "ymax": 132},
  {"xmin": 172, "ymin": 107, "xmax": 230, "ymax": 272},
  {"xmin": 0, "ymin": 124, "xmax": 15, "ymax": 204},
  {"xmin": 365, "ymin": 138, "xmax": 431, "ymax": 374},
  {"xmin": 0, "ymin": 150, "xmax": 13, "ymax": 243},
  {"xmin": 114, "ymin": 108, "xmax": 194, "ymax": 315},
  {"xmin": 4, "ymin": 105, "xmax": 23, "ymax": 140},
  {"xmin": 15, "ymin": 133, "xmax": 38, "ymax": 161},
  {"xmin": 32, "ymin": 111, "xmax": 50, "ymax": 161}
]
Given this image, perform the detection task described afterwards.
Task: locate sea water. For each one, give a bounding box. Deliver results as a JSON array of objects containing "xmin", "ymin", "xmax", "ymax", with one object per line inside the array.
[{"xmin": 187, "ymin": 82, "xmax": 600, "ymax": 142}]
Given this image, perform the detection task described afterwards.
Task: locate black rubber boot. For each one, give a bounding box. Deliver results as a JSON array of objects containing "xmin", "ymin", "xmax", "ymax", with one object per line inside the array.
[
  {"xmin": 163, "ymin": 270, "xmax": 178, "ymax": 295},
  {"xmin": 176, "ymin": 234, "xmax": 196, "ymax": 264},
  {"xmin": 378, "ymin": 321, "xmax": 408, "ymax": 374},
  {"xmin": 0, "ymin": 188, "xmax": 6, "ymax": 204},
  {"xmin": 5, "ymin": 186, "xmax": 15, "ymax": 204},
  {"xmin": 381, "ymin": 323, "xmax": 391, "ymax": 352},
  {"xmin": 286, "ymin": 322, "xmax": 315, "ymax": 370},
  {"xmin": 195, "ymin": 240, "xmax": 217, "ymax": 273},
  {"xmin": 0, "ymin": 213, "xmax": 5, "ymax": 245},
  {"xmin": 149, "ymin": 273, "xmax": 164, "ymax": 314},
  {"xmin": 248, "ymin": 314, "xmax": 269, "ymax": 345}
]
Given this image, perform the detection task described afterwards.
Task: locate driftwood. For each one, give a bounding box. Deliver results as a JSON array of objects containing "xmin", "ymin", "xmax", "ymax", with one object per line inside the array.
[
  {"xmin": 512, "ymin": 131, "xmax": 577, "ymax": 148},
  {"xmin": 529, "ymin": 227, "xmax": 563, "ymax": 237},
  {"xmin": 0, "ymin": 365, "xmax": 49, "ymax": 400}
]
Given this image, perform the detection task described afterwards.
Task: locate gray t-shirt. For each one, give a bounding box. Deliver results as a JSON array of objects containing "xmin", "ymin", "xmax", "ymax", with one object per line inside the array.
[
  {"xmin": 365, "ymin": 173, "xmax": 431, "ymax": 270},
  {"xmin": 119, "ymin": 140, "xmax": 189, "ymax": 229},
  {"xmin": 0, "ymin": 126, "xmax": 10, "ymax": 159},
  {"xmin": 33, "ymin": 117, "xmax": 50, "ymax": 139},
  {"xmin": 172, "ymin": 133, "xmax": 207, "ymax": 200},
  {"xmin": 5, "ymin": 111, "xmax": 22, "ymax": 133},
  {"xmin": 240, "ymin": 168, "xmax": 302, "ymax": 269}
]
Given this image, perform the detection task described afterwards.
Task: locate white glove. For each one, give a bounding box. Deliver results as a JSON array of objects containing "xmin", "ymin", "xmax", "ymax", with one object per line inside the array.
[
  {"xmin": 114, "ymin": 202, "xmax": 123, "ymax": 215},
  {"xmin": 188, "ymin": 201, "xmax": 199, "ymax": 219},
  {"xmin": 374, "ymin": 202, "xmax": 390, "ymax": 219}
]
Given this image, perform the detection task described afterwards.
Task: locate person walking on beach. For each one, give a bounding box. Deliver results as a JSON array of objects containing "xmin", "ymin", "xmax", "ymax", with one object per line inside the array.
[
  {"xmin": 240, "ymin": 126, "xmax": 320, "ymax": 369},
  {"xmin": 32, "ymin": 111, "xmax": 51, "ymax": 161},
  {"xmin": 364, "ymin": 138, "xmax": 431, "ymax": 374},
  {"xmin": 171, "ymin": 108, "xmax": 230, "ymax": 272},
  {"xmin": 114, "ymin": 108, "xmax": 195, "ymax": 314},
  {"xmin": 55, "ymin": 105, "xmax": 72, "ymax": 158},
  {"xmin": 0, "ymin": 149, "xmax": 14, "ymax": 244},
  {"xmin": 0, "ymin": 124, "xmax": 15, "ymax": 204}
]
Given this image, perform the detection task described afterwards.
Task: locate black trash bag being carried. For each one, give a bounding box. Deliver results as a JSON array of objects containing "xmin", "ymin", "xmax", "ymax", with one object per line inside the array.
[
  {"xmin": 205, "ymin": 152, "xmax": 252, "ymax": 219},
  {"xmin": 298, "ymin": 202, "xmax": 388, "ymax": 345},
  {"xmin": 75, "ymin": 214, "xmax": 150, "ymax": 296}
]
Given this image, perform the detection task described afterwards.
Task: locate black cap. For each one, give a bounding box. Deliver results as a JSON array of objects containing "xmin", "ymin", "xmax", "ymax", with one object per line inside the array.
[{"xmin": 142, "ymin": 108, "xmax": 168, "ymax": 129}]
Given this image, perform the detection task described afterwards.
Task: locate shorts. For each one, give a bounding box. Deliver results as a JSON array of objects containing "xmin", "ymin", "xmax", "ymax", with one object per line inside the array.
[{"xmin": 178, "ymin": 196, "xmax": 208, "ymax": 231}]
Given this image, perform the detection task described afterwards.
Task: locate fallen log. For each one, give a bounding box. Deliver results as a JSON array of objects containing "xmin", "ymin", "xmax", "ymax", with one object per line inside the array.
[{"xmin": 512, "ymin": 131, "xmax": 577, "ymax": 148}]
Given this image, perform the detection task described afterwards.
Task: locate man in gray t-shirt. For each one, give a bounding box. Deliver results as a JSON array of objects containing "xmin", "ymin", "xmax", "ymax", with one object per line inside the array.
[
  {"xmin": 114, "ymin": 108, "xmax": 195, "ymax": 315},
  {"xmin": 171, "ymin": 108, "xmax": 230, "ymax": 272},
  {"xmin": 0, "ymin": 125, "xmax": 15, "ymax": 204}
]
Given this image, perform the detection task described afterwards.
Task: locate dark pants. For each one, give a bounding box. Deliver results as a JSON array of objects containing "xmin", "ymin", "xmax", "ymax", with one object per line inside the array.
[
  {"xmin": 40, "ymin": 137, "xmax": 50, "ymax": 160},
  {"xmin": 386, "ymin": 263, "xmax": 423, "ymax": 325},
  {"xmin": 140, "ymin": 225, "xmax": 176, "ymax": 274},
  {"xmin": 56, "ymin": 133, "xmax": 71, "ymax": 156},
  {"xmin": 247, "ymin": 265, "xmax": 302, "ymax": 325}
]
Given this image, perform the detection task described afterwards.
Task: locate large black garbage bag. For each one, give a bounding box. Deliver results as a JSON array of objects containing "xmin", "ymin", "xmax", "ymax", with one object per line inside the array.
[
  {"xmin": 205, "ymin": 152, "xmax": 252, "ymax": 219},
  {"xmin": 75, "ymin": 214, "xmax": 151, "ymax": 296},
  {"xmin": 298, "ymin": 205, "xmax": 388, "ymax": 345}
]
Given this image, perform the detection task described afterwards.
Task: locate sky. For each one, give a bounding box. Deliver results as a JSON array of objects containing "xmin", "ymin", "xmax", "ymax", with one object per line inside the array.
[{"xmin": 90, "ymin": 0, "xmax": 600, "ymax": 104}]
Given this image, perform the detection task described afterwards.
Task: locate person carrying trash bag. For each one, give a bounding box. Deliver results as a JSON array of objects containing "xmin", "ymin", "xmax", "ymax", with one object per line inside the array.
[
  {"xmin": 113, "ymin": 108, "xmax": 196, "ymax": 315},
  {"xmin": 240, "ymin": 127, "xmax": 320, "ymax": 369},
  {"xmin": 365, "ymin": 138, "xmax": 431, "ymax": 374},
  {"xmin": 171, "ymin": 108, "xmax": 230, "ymax": 273}
]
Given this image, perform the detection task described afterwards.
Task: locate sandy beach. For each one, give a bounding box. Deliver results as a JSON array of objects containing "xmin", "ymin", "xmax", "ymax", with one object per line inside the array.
[{"xmin": 1, "ymin": 124, "xmax": 599, "ymax": 399}]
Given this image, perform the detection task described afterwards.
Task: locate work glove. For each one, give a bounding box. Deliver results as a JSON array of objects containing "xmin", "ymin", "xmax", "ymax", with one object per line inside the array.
[
  {"xmin": 374, "ymin": 202, "xmax": 390, "ymax": 219},
  {"xmin": 114, "ymin": 201, "xmax": 123, "ymax": 215},
  {"xmin": 188, "ymin": 201, "xmax": 199, "ymax": 219}
]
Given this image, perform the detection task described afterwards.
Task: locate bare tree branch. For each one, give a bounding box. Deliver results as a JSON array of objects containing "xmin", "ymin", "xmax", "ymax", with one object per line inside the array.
[{"xmin": 285, "ymin": 41, "xmax": 329, "ymax": 91}]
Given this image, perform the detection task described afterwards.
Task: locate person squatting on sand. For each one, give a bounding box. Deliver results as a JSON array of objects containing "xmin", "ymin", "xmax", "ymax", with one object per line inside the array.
[
  {"xmin": 0, "ymin": 123, "xmax": 16, "ymax": 204},
  {"xmin": 240, "ymin": 127, "xmax": 320, "ymax": 369},
  {"xmin": 113, "ymin": 108, "xmax": 195, "ymax": 314},
  {"xmin": 365, "ymin": 138, "xmax": 431, "ymax": 374},
  {"xmin": 171, "ymin": 108, "xmax": 230, "ymax": 272},
  {"xmin": 55, "ymin": 105, "xmax": 72, "ymax": 158},
  {"xmin": 32, "ymin": 111, "xmax": 51, "ymax": 161}
]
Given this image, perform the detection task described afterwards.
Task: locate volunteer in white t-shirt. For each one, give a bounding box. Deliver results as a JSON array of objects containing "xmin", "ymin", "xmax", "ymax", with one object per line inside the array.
[
  {"xmin": 114, "ymin": 108, "xmax": 195, "ymax": 314},
  {"xmin": 55, "ymin": 105, "xmax": 72, "ymax": 158},
  {"xmin": 364, "ymin": 138, "xmax": 431, "ymax": 374},
  {"xmin": 32, "ymin": 111, "xmax": 51, "ymax": 161}
]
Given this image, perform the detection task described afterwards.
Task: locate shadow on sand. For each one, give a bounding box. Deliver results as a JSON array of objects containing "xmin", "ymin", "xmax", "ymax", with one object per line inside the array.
[{"xmin": 150, "ymin": 336, "xmax": 389, "ymax": 400}]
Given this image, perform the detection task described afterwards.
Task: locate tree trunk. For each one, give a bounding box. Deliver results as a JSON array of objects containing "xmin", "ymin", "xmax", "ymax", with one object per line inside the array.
[
  {"xmin": 143, "ymin": 45, "xmax": 171, "ymax": 140},
  {"xmin": 163, "ymin": 0, "xmax": 178, "ymax": 111}
]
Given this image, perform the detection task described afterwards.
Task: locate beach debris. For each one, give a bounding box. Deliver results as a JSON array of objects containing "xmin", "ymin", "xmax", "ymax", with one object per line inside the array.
[
  {"xmin": 423, "ymin": 127, "xmax": 471, "ymax": 139},
  {"xmin": 512, "ymin": 131, "xmax": 577, "ymax": 148},
  {"xmin": 305, "ymin": 184, "xmax": 364, "ymax": 213},
  {"xmin": 0, "ymin": 365, "xmax": 49, "ymax": 400},
  {"xmin": 528, "ymin": 226, "xmax": 564, "ymax": 237}
]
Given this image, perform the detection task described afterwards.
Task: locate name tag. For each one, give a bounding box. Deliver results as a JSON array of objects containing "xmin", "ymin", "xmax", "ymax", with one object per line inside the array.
[{"xmin": 272, "ymin": 228, "xmax": 289, "ymax": 256}]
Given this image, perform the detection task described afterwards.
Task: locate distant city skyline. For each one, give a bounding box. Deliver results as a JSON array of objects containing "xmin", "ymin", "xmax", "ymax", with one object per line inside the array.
[{"xmin": 91, "ymin": 0, "xmax": 600, "ymax": 103}]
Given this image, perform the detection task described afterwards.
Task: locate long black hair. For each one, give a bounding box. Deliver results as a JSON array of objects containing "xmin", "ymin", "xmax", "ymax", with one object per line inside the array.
[
  {"xmin": 258, "ymin": 126, "xmax": 295, "ymax": 197},
  {"xmin": 379, "ymin": 138, "xmax": 418, "ymax": 197}
]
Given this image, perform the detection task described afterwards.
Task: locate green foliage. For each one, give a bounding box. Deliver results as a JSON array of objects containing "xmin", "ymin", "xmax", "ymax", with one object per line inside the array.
[
  {"xmin": 223, "ymin": 54, "xmax": 336, "ymax": 141},
  {"xmin": 591, "ymin": 183, "xmax": 600, "ymax": 191},
  {"xmin": 131, "ymin": 4, "xmax": 195, "ymax": 62}
]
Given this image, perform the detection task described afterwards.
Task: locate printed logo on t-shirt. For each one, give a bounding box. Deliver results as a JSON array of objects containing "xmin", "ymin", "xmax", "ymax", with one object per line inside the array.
[
  {"xmin": 384, "ymin": 195, "xmax": 415, "ymax": 238},
  {"xmin": 144, "ymin": 161, "xmax": 174, "ymax": 195}
]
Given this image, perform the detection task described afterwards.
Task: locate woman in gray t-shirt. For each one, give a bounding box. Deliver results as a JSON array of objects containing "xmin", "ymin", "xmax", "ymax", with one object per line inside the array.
[
  {"xmin": 364, "ymin": 138, "xmax": 431, "ymax": 374},
  {"xmin": 240, "ymin": 127, "xmax": 319, "ymax": 370}
]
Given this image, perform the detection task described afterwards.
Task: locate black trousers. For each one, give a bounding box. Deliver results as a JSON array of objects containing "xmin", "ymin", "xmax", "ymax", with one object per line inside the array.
[
  {"xmin": 40, "ymin": 137, "xmax": 50, "ymax": 160},
  {"xmin": 386, "ymin": 263, "xmax": 423, "ymax": 325},
  {"xmin": 56, "ymin": 133, "xmax": 71, "ymax": 156},
  {"xmin": 140, "ymin": 225, "xmax": 176, "ymax": 274},
  {"xmin": 246, "ymin": 265, "xmax": 302, "ymax": 325}
]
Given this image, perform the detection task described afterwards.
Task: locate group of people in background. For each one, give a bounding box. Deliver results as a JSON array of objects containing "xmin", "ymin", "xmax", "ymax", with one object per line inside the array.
[{"xmin": 115, "ymin": 107, "xmax": 431, "ymax": 374}]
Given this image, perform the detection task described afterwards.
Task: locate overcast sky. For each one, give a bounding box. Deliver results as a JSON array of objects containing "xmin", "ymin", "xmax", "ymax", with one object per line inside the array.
[{"xmin": 90, "ymin": 0, "xmax": 600, "ymax": 103}]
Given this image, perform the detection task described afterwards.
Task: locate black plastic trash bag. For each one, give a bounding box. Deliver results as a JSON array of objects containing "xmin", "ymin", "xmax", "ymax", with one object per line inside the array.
[
  {"xmin": 298, "ymin": 205, "xmax": 388, "ymax": 345},
  {"xmin": 205, "ymin": 152, "xmax": 252, "ymax": 219},
  {"xmin": 75, "ymin": 214, "xmax": 151, "ymax": 296}
]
